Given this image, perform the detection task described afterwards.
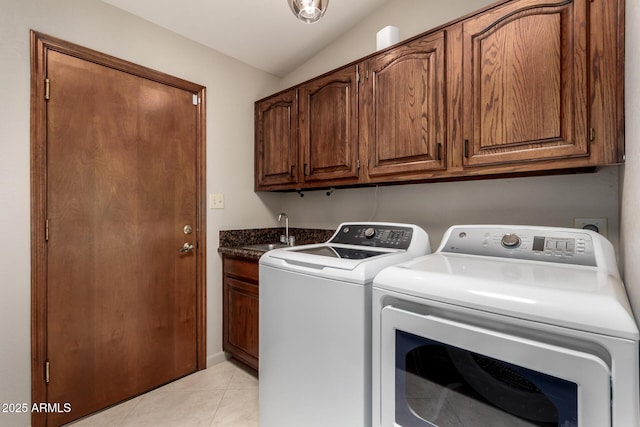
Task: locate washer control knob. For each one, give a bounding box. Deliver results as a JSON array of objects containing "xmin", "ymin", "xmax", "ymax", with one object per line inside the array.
[
  {"xmin": 501, "ymin": 233, "xmax": 522, "ymax": 249},
  {"xmin": 364, "ymin": 227, "xmax": 376, "ymax": 239}
]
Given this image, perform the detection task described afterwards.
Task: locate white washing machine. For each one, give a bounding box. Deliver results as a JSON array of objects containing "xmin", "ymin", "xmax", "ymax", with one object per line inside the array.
[
  {"xmin": 259, "ymin": 222, "xmax": 430, "ymax": 427},
  {"xmin": 372, "ymin": 225, "xmax": 639, "ymax": 427}
]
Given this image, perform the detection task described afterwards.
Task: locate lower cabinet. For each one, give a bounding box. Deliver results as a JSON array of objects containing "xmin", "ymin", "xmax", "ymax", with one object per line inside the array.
[{"xmin": 223, "ymin": 255, "xmax": 259, "ymax": 371}]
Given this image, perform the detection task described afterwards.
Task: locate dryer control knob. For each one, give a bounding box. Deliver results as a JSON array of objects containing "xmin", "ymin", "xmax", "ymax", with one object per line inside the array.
[
  {"xmin": 364, "ymin": 227, "xmax": 376, "ymax": 238},
  {"xmin": 501, "ymin": 233, "xmax": 522, "ymax": 248}
]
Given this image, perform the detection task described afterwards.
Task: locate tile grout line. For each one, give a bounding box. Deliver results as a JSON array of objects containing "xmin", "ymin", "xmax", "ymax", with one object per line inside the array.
[{"xmin": 208, "ymin": 388, "xmax": 231, "ymax": 427}]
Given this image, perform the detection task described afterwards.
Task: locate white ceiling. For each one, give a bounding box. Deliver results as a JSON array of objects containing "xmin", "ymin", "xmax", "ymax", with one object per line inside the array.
[{"xmin": 100, "ymin": 0, "xmax": 391, "ymax": 77}]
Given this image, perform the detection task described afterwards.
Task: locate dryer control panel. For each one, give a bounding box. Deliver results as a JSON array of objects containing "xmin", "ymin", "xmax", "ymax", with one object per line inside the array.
[{"xmin": 440, "ymin": 226, "xmax": 598, "ymax": 266}]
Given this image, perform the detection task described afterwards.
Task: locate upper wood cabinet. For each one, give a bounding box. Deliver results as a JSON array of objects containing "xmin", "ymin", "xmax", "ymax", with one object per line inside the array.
[
  {"xmin": 298, "ymin": 66, "xmax": 360, "ymax": 184},
  {"xmin": 363, "ymin": 31, "xmax": 447, "ymax": 179},
  {"xmin": 255, "ymin": 89, "xmax": 298, "ymax": 189},
  {"xmin": 254, "ymin": 0, "xmax": 624, "ymax": 192},
  {"xmin": 460, "ymin": 0, "xmax": 589, "ymax": 168}
]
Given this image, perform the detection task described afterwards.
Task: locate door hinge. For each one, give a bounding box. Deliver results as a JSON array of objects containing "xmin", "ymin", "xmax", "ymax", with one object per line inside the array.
[
  {"xmin": 45, "ymin": 360, "xmax": 50, "ymax": 383},
  {"xmin": 590, "ymin": 127, "xmax": 595, "ymax": 142},
  {"xmin": 45, "ymin": 78, "xmax": 50, "ymax": 100},
  {"xmin": 45, "ymin": 219, "xmax": 49, "ymax": 241},
  {"xmin": 192, "ymin": 94, "xmax": 199, "ymax": 105}
]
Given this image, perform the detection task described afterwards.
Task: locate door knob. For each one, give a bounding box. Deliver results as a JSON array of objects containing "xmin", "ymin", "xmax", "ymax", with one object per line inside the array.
[{"xmin": 180, "ymin": 242, "xmax": 194, "ymax": 253}]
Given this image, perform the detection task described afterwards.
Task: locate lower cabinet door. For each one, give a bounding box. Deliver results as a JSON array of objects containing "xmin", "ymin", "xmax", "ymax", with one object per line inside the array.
[{"xmin": 223, "ymin": 256, "xmax": 259, "ymax": 370}]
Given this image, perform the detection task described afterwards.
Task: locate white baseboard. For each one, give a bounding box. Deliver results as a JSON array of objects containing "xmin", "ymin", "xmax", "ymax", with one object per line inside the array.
[{"xmin": 206, "ymin": 351, "xmax": 231, "ymax": 368}]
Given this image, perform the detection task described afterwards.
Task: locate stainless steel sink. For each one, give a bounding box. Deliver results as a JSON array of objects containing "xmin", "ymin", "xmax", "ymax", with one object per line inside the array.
[{"xmin": 242, "ymin": 243, "xmax": 289, "ymax": 251}]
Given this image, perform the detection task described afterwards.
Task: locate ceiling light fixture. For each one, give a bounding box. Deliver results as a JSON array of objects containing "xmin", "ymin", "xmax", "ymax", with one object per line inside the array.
[{"xmin": 288, "ymin": 0, "xmax": 329, "ymax": 24}]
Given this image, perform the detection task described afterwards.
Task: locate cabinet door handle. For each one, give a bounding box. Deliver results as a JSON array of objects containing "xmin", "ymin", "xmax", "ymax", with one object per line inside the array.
[
  {"xmin": 436, "ymin": 143, "xmax": 442, "ymax": 161},
  {"xmin": 463, "ymin": 139, "xmax": 469, "ymax": 158},
  {"xmin": 290, "ymin": 164, "xmax": 295, "ymax": 177},
  {"xmin": 303, "ymin": 163, "xmax": 309, "ymax": 176}
]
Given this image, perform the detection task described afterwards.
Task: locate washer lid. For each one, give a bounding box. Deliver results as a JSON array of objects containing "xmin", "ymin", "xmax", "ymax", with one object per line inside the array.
[
  {"xmin": 374, "ymin": 253, "xmax": 639, "ymax": 340},
  {"xmin": 288, "ymin": 244, "xmax": 391, "ymax": 260},
  {"xmin": 262, "ymin": 243, "xmax": 411, "ymax": 284},
  {"xmin": 259, "ymin": 222, "xmax": 432, "ymax": 284}
]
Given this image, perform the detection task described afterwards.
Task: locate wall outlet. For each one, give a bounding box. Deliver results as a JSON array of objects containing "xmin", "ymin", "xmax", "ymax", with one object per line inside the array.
[
  {"xmin": 573, "ymin": 217, "xmax": 607, "ymax": 237},
  {"xmin": 209, "ymin": 193, "xmax": 224, "ymax": 209}
]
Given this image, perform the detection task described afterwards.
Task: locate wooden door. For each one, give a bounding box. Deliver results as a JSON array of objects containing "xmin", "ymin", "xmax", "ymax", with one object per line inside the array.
[
  {"xmin": 31, "ymin": 32, "xmax": 206, "ymax": 426},
  {"xmin": 298, "ymin": 66, "xmax": 359, "ymax": 185},
  {"xmin": 255, "ymin": 90, "xmax": 299, "ymax": 190},
  {"xmin": 364, "ymin": 31, "xmax": 447, "ymax": 179},
  {"xmin": 461, "ymin": 0, "xmax": 589, "ymax": 167}
]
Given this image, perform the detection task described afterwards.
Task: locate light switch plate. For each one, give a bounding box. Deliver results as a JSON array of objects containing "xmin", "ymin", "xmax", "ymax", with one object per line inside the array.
[
  {"xmin": 210, "ymin": 193, "xmax": 224, "ymax": 209},
  {"xmin": 573, "ymin": 217, "xmax": 607, "ymax": 237}
]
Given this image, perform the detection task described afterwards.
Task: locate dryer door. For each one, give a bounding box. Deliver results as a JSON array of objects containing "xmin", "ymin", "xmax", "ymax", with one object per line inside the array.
[{"xmin": 379, "ymin": 305, "xmax": 611, "ymax": 427}]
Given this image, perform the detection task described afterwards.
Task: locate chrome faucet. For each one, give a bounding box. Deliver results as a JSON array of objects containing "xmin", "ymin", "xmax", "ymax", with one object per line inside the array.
[{"xmin": 278, "ymin": 212, "xmax": 294, "ymax": 246}]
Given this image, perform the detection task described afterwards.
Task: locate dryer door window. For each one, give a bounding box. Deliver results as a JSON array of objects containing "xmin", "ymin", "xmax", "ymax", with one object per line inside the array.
[
  {"xmin": 379, "ymin": 306, "xmax": 611, "ymax": 427},
  {"xmin": 397, "ymin": 330, "xmax": 576, "ymax": 426}
]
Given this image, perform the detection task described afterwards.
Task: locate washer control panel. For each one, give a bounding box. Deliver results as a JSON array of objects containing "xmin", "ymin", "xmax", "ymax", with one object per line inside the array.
[
  {"xmin": 441, "ymin": 226, "xmax": 597, "ymax": 266},
  {"xmin": 330, "ymin": 224, "xmax": 414, "ymax": 249}
]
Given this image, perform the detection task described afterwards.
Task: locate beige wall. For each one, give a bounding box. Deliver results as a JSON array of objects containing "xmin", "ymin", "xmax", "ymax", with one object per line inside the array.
[
  {"xmin": 621, "ymin": 0, "xmax": 640, "ymax": 324},
  {"xmin": 0, "ymin": 0, "xmax": 281, "ymax": 425},
  {"xmin": 277, "ymin": 168, "xmax": 620, "ymax": 252}
]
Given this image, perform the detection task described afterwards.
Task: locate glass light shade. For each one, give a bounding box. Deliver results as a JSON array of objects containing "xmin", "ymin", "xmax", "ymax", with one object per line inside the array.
[{"xmin": 288, "ymin": 0, "xmax": 329, "ymax": 24}]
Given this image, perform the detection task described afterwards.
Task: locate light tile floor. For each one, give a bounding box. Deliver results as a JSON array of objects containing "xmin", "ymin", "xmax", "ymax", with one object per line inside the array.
[{"xmin": 68, "ymin": 360, "xmax": 258, "ymax": 427}]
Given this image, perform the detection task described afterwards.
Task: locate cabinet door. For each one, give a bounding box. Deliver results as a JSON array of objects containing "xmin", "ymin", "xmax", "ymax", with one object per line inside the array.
[
  {"xmin": 365, "ymin": 31, "xmax": 447, "ymax": 178},
  {"xmin": 255, "ymin": 90, "xmax": 298, "ymax": 190},
  {"xmin": 298, "ymin": 66, "xmax": 359, "ymax": 184},
  {"xmin": 223, "ymin": 257, "xmax": 259, "ymax": 370},
  {"xmin": 225, "ymin": 277, "xmax": 259, "ymax": 368},
  {"xmin": 461, "ymin": 0, "xmax": 588, "ymax": 167}
]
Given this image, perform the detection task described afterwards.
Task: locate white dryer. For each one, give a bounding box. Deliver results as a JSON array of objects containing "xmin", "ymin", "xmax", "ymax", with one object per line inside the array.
[
  {"xmin": 259, "ymin": 222, "xmax": 430, "ymax": 427},
  {"xmin": 372, "ymin": 225, "xmax": 639, "ymax": 427}
]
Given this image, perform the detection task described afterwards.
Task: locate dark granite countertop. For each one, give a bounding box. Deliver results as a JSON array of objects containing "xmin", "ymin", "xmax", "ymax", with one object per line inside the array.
[{"xmin": 218, "ymin": 227, "xmax": 334, "ymax": 260}]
